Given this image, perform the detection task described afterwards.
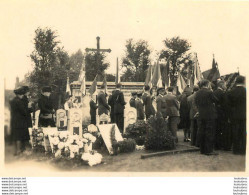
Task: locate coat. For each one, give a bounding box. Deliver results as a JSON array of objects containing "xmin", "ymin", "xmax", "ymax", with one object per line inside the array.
[
  {"xmin": 156, "ymin": 95, "xmax": 167, "ymax": 118},
  {"xmin": 226, "ymin": 86, "xmax": 246, "ymax": 121},
  {"xmin": 90, "ymin": 99, "xmax": 98, "ymax": 116},
  {"xmin": 38, "ymin": 94, "xmax": 54, "ymax": 115},
  {"xmin": 179, "ymin": 94, "xmax": 190, "ymax": 128},
  {"xmin": 165, "ymin": 93, "xmax": 180, "ymax": 117},
  {"xmin": 187, "ymin": 93, "xmax": 198, "ymax": 120},
  {"xmin": 10, "ymin": 96, "xmax": 30, "ymax": 141},
  {"xmin": 142, "ymin": 92, "xmax": 155, "ymax": 117},
  {"xmin": 195, "ymin": 88, "xmax": 217, "ymax": 120},
  {"xmin": 136, "ymin": 99, "xmax": 145, "ymax": 120},
  {"xmin": 112, "ymin": 90, "xmax": 126, "ymax": 114},
  {"xmin": 129, "ymin": 97, "xmax": 136, "ymax": 108},
  {"xmin": 97, "ymin": 91, "xmax": 110, "ymax": 115},
  {"xmin": 213, "ymin": 88, "xmax": 228, "ymax": 119},
  {"xmin": 22, "ymin": 95, "xmax": 33, "ymax": 128}
]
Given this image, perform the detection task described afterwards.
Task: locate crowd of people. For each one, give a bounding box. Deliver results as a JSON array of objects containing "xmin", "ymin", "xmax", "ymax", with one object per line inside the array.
[{"xmin": 9, "ymin": 75, "xmax": 246, "ymax": 157}]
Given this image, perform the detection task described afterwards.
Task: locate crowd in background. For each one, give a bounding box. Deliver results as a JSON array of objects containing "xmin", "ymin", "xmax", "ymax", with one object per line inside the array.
[{"xmin": 8, "ymin": 75, "xmax": 246, "ymax": 157}]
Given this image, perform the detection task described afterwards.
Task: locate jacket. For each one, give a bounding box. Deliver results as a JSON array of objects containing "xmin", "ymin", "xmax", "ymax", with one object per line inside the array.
[
  {"xmin": 112, "ymin": 90, "xmax": 126, "ymax": 114},
  {"xmin": 97, "ymin": 91, "xmax": 110, "ymax": 115},
  {"xmin": 136, "ymin": 99, "xmax": 145, "ymax": 120},
  {"xmin": 165, "ymin": 93, "xmax": 180, "ymax": 117},
  {"xmin": 142, "ymin": 92, "xmax": 155, "ymax": 117},
  {"xmin": 187, "ymin": 93, "xmax": 198, "ymax": 120},
  {"xmin": 156, "ymin": 95, "xmax": 167, "ymax": 118}
]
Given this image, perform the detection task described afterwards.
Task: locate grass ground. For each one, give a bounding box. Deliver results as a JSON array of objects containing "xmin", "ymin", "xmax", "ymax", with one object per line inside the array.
[{"xmin": 4, "ymin": 130, "xmax": 246, "ymax": 173}]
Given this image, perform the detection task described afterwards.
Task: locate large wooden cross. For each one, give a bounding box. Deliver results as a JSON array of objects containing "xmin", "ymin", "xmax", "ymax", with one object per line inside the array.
[{"xmin": 85, "ymin": 36, "xmax": 111, "ymax": 53}]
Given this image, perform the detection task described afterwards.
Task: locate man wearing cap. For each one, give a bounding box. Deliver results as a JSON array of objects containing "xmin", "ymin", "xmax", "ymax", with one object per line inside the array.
[
  {"xmin": 165, "ymin": 87, "xmax": 180, "ymax": 143},
  {"xmin": 136, "ymin": 92, "xmax": 145, "ymax": 120},
  {"xmin": 142, "ymin": 85, "xmax": 155, "ymax": 120},
  {"xmin": 10, "ymin": 87, "xmax": 30, "ymax": 155},
  {"xmin": 112, "ymin": 83, "xmax": 126, "ymax": 134},
  {"xmin": 97, "ymin": 85, "xmax": 110, "ymax": 118},
  {"xmin": 38, "ymin": 86, "xmax": 55, "ymax": 127},
  {"xmin": 129, "ymin": 92, "xmax": 137, "ymax": 108},
  {"xmin": 227, "ymin": 76, "xmax": 246, "ymax": 155},
  {"xmin": 156, "ymin": 87, "xmax": 167, "ymax": 118}
]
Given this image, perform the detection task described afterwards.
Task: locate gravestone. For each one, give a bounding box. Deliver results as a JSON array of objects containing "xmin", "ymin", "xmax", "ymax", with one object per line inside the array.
[
  {"xmin": 123, "ymin": 106, "xmax": 137, "ymax": 134},
  {"xmin": 68, "ymin": 108, "xmax": 83, "ymax": 137},
  {"xmin": 56, "ymin": 109, "xmax": 67, "ymax": 130}
]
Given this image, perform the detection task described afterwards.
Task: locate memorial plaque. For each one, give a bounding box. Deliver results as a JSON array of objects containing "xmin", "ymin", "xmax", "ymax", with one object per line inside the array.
[
  {"xmin": 68, "ymin": 108, "xmax": 83, "ymax": 137},
  {"xmin": 123, "ymin": 106, "xmax": 137, "ymax": 133},
  {"xmin": 56, "ymin": 109, "xmax": 67, "ymax": 129}
]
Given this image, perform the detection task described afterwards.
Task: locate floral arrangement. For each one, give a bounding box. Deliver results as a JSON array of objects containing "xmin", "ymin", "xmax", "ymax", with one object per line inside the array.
[
  {"xmin": 124, "ymin": 120, "xmax": 147, "ymax": 145},
  {"xmin": 144, "ymin": 115, "xmax": 176, "ymax": 151},
  {"xmin": 29, "ymin": 127, "xmax": 45, "ymax": 152},
  {"xmin": 111, "ymin": 125, "xmax": 136, "ymax": 155},
  {"xmin": 47, "ymin": 131, "xmax": 102, "ymax": 166}
]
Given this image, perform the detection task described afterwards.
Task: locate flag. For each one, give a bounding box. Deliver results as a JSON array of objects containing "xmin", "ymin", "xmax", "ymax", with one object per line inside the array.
[
  {"xmin": 145, "ymin": 65, "xmax": 153, "ymax": 87},
  {"xmin": 115, "ymin": 57, "xmax": 120, "ymax": 84},
  {"xmin": 207, "ymin": 55, "xmax": 220, "ymax": 82},
  {"xmin": 151, "ymin": 60, "xmax": 163, "ymax": 88},
  {"xmin": 177, "ymin": 73, "xmax": 186, "ymax": 93},
  {"xmin": 66, "ymin": 77, "xmax": 71, "ymax": 96},
  {"xmin": 102, "ymin": 74, "xmax": 107, "ymax": 94},
  {"xmin": 193, "ymin": 53, "xmax": 203, "ymax": 85},
  {"xmin": 79, "ymin": 56, "xmax": 86, "ymax": 95},
  {"xmin": 164, "ymin": 59, "xmax": 170, "ymax": 88},
  {"xmin": 89, "ymin": 75, "xmax": 98, "ymax": 95}
]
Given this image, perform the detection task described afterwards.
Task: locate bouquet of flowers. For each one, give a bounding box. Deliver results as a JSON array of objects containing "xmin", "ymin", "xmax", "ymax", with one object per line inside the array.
[
  {"xmin": 81, "ymin": 151, "xmax": 103, "ymax": 166},
  {"xmin": 29, "ymin": 127, "xmax": 45, "ymax": 152}
]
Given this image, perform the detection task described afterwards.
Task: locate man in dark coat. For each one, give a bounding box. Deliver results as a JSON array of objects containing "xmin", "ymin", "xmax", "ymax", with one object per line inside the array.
[
  {"xmin": 213, "ymin": 80, "xmax": 231, "ymax": 150},
  {"xmin": 156, "ymin": 87, "xmax": 167, "ymax": 118},
  {"xmin": 10, "ymin": 87, "xmax": 30, "ymax": 155},
  {"xmin": 108, "ymin": 90, "xmax": 115, "ymax": 123},
  {"xmin": 227, "ymin": 76, "xmax": 246, "ymax": 155},
  {"xmin": 90, "ymin": 95, "xmax": 98, "ymax": 125},
  {"xmin": 179, "ymin": 88, "xmax": 192, "ymax": 142},
  {"xmin": 142, "ymin": 85, "xmax": 155, "ymax": 120},
  {"xmin": 112, "ymin": 83, "xmax": 126, "ymax": 134},
  {"xmin": 97, "ymin": 85, "xmax": 110, "ymax": 117},
  {"xmin": 195, "ymin": 79, "xmax": 218, "ymax": 155},
  {"xmin": 165, "ymin": 87, "xmax": 180, "ymax": 143},
  {"xmin": 129, "ymin": 92, "xmax": 137, "ymax": 108},
  {"xmin": 136, "ymin": 92, "xmax": 145, "ymax": 120},
  {"xmin": 22, "ymin": 86, "xmax": 33, "ymax": 128},
  {"xmin": 38, "ymin": 86, "xmax": 55, "ymax": 127},
  {"xmin": 187, "ymin": 85, "xmax": 199, "ymax": 146}
]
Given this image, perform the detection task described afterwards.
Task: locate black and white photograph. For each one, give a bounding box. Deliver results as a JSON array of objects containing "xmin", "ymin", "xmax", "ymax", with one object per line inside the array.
[{"xmin": 1, "ymin": 0, "xmax": 248, "ymax": 175}]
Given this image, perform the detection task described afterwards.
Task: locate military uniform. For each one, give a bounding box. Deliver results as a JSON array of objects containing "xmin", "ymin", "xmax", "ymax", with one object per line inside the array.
[{"xmin": 142, "ymin": 92, "xmax": 155, "ymax": 120}]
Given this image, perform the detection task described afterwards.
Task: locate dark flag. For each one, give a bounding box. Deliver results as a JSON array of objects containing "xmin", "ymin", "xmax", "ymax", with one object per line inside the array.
[{"xmin": 89, "ymin": 75, "xmax": 98, "ymax": 95}]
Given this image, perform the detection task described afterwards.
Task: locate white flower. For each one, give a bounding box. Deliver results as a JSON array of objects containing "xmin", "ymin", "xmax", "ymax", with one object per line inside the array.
[
  {"xmin": 55, "ymin": 150, "xmax": 61, "ymax": 158},
  {"xmin": 58, "ymin": 142, "xmax": 65, "ymax": 150},
  {"xmin": 88, "ymin": 124, "xmax": 98, "ymax": 133},
  {"xmin": 70, "ymin": 152, "xmax": 75, "ymax": 159},
  {"xmin": 90, "ymin": 136, "xmax": 96, "ymax": 143},
  {"xmin": 52, "ymin": 137, "xmax": 60, "ymax": 145},
  {"xmin": 59, "ymin": 131, "xmax": 68, "ymax": 139},
  {"xmin": 81, "ymin": 152, "xmax": 91, "ymax": 161},
  {"xmin": 77, "ymin": 141, "xmax": 84, "ymax": 149},
  {"xmin": 70, "ymin": 145, "xmax": 79, "ymax": 153},
  {"xmin": 81, "ymin": 138, "xmax": 88, "ymax": 143},
  {"xmin": 68, "ymin": 137, "xmax": 74, "ymax": 144},
  {"xmin": 54, "ymin": 132, "xmax": 59, "ymax": 137}
]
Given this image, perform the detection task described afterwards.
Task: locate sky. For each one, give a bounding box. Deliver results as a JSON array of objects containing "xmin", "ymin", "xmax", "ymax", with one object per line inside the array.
[{"xmin": 1, "ymin": 0, "xmax": 249, "ymax": 89}]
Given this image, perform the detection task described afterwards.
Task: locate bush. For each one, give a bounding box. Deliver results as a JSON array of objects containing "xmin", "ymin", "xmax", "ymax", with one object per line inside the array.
[
  {"xmin": 124, "ymin": 120, "xmax": 147, "ymax": 145},
  {"xmin": 144, "ymin": 115, "xmax": 176, "ymax": 151}
]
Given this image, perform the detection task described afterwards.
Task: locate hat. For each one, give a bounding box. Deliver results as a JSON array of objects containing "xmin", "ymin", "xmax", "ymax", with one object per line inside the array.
[
  {"xmin": 14, "ymin": 87, "xmax": 25, "ymax": 95},
  {"xmin": 157, "ymin": 87, "xmax": 165, "ymax": 94},
  {"xmin": 22, "ymin": 86, "xmax": 29, "ymax": 93},
  {"xmin": 131, "ymin": 92, "xmax": 137, "ymax": 96},
  {"xmin": 137, "ymin": 91, "xmax": 143, "ymax": 97},
  {"xmin": 42, "ymin": 86, "xmax": 52, "ymax": 93},
  {"xmin": 144, "ymin": 85, "xmax": 150, "ymax": 91}
]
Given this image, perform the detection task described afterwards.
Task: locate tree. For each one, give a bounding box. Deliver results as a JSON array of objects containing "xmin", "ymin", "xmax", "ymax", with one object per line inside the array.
[
  {"xmin": 106, "ymin": 74, "xmax": 115, "ymax": 82},
  {"xmin": 121, "ymin": 39, "xmax": 152, "ymax": 82},
  {"xmin": 29, "ymin": 27, "xmax": 70, "ymax": 107},
  {"xmin": 160, "ymin": 36, "xmax": 191, "ymax": 86},
  {"xmin": 85, "ymin": 51, "xmax": 110, "ymax": 81},
  {"xmin": 68, "ymin": 49, "xmax": 84, "ymax": 82}
]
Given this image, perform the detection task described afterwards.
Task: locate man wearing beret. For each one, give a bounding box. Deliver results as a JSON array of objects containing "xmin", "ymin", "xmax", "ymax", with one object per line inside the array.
[
  {"xmin": 38, "ymin": 86, "xmax": 56, "ymax": 127},
  {"xmin": 10, "ymin": 87, "xmax": 30, "ymax": 155},
  {"xmin": 129, "ymin": 92, "xmax": 137, "ymax": 108},
  {"xmin": 142, "ymin": 85, "xmax": 155, "ymax": 120}
]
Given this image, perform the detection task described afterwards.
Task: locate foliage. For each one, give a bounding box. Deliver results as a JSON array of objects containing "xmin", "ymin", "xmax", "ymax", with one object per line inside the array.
[
  {"xmin": 106, "ymin": 74, "xmax": 115, "ymax": 82},
  {"xmin": 28, "ymin": 27, "xmax": 70, "ymax": 107},
  {"xmin": 121, "ymin": 39, "xmax": 152, "ymax": 82},
  {"xmin": 145, "ymin": 115, "xmax": 176, "ymax": 150},
  {"xmin": 85, "ymin": 51, "xmax": 110, "ymax": 81},
  {"xmin": 160, "ymin": 36, "xmax": 191, "ymax": 86},
  {"xmin": 124, "ymin": 120, "xmax": 147, "ymax": 145},
  {"xmin": 68, "ymin": 49, "xmax": 84, "ymax": 82}
]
